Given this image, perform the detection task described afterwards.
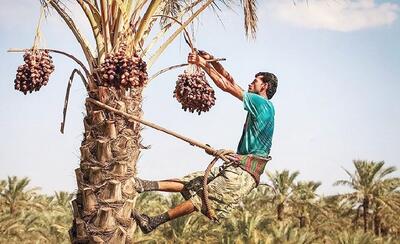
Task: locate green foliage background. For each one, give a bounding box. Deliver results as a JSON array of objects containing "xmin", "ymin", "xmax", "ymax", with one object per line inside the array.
[{"xmin": 1, "ymin": 160, "xmax": 399, "ymax": 243}]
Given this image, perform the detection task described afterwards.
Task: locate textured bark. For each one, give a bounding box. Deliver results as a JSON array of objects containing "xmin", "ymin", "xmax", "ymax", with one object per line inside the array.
[
  {"xmin": 363, "ymin": 198, "xmax": 369, "ymax": 233},
  {"xmin": 277, "ymin": 203, "xmax": 284, "ymax": 221},
  {"xmin": 381, "ymin": 225, "xmax": 389, "ymax": 236},
  {"xmin": 374, "ymin": 214, "xmax": 381, "ymax": 236},
  {"xmin": 352, "ymin": 205, "xmax": 362, "ymax": 230},
  {"xmin": 299, "ymin": 216, "xmax": 306, "ymax": 228},
  {"xmin": 69, "ymin": 86, "xmax": 143, "ymax": 243}
]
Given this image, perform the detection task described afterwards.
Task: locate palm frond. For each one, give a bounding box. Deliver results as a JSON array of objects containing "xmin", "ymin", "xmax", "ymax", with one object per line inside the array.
[
  {"xmin": 133, "ymin": 0, "xmax": 163, "ymax": 49},
  {"xmin": 334, "ymin": 180, "xmax": 353, "ymax": 187},
  {"xmin": 241, "ymin": 0, "xmax": 257, "ymax": 39},
  {"xmin": 147, "ymin": 0, "xmax": 215, "ymax": 68},
  {"xmin": 44, "ymin": 0, "xmax": 96, "ymax": 69},
  {"xmin": 160, "ymin": 0, "xmax": 183, "ymax": 26},
  {"xmin": 378, "ymin": 166, "xmax": 397, "ymax": 180},
  {"xmin": 76, "ymin": 0, "xmax": 104, "ymax": 60}
]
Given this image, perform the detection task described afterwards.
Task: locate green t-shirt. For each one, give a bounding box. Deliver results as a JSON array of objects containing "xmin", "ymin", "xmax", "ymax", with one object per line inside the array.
[{"xmin": 237, "ymin": 92, "xmax": 275, "ymax": 157}]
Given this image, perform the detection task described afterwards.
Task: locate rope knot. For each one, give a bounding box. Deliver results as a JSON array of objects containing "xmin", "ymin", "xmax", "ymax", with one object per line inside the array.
[{"xmin": 213, "ymin": 149, "xmax": 235, "ymax": 163}]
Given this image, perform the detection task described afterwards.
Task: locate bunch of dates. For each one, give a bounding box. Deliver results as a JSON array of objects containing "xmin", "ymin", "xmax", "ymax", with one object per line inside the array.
[
  {"xmin": 98, "ymin": 43, "xmax": 148, "ymax": 89},
  {"xmin": 173, "ymin": 67, "xmax": 216, "ymax": 115},
  {"xmin": 14, "ymin": 50, "xmax": 55, "ymax": 94}
]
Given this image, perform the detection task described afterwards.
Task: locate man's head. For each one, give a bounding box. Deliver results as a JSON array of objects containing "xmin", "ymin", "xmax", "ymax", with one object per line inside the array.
[{"xmin": 248, "ymin": 72, "xmax": 278, "ymax": 99}]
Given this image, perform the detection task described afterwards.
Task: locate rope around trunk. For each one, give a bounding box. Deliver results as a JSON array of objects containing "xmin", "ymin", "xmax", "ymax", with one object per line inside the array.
[{"xmin": 86, "ymin": 98, "xmax": 235, "ymax": 220}]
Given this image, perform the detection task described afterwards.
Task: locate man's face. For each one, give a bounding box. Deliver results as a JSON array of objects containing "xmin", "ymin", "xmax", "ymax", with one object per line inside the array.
[{"xmin": 248, "ymin": 76, "xmax": 267, "ymax": 94}]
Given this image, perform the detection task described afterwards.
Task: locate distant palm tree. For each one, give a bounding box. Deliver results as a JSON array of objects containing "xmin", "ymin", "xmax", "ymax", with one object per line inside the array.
[
  {"xmin": 334, "ymin": 160, "xmax": 400, "ymax": 233},
  {"xmin": 0, "ymin": 212, "xmax": 25, "ymax": 241},
  {"xmin": 1, "ymin": 174, "xmax": 400, "ymax": 242},
  {"xmin": 49, "ymin": 192, "xmax": 74, "ymax": 242},
  {"xmin": 266, "ymin": 222, "xmax": 317, "ymax": 244},
  {"xmin": 266, "ymin": 170, "xmax": 300, "ymax": 221},
  {"xmin": 309, "ymin": 195, "xmax": 350, "ymax": 237},
  {"xmin": 0, "ymin": 182, "xmax": 50, "ymax": 242},
  {"xmin": 290, "ymin": 181, "xmax": 321, "ymax": 228},
  {"xmin": 0, "ymin": 176, "xmax": 39, "ymax": 215},
  {"xmin": 222, "ymin": 210, "xmax": 269, "ymax": 243},
  {"xmin": 370, "ymin": 177, "xmax": 400, "ymax": 236},
  {"xmin": 331, "ymin": 230, "xmax": 391, "ymax": 244},
  {"xmin": 243, "ymin": 183, "xmax": 274, "ymax": 213},
  {"xmin": 0, "ymin": 180, "xmax": 6, "ymax": 192},
  {"xmin": 54, "ymin": 191, "xmax": 74, "ymax": 209}
]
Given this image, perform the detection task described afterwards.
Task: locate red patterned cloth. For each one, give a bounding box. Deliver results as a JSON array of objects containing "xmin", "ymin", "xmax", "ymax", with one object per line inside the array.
[{"xmin": 229, "ymin": 154, "xmax": 271, "ymax": 185}]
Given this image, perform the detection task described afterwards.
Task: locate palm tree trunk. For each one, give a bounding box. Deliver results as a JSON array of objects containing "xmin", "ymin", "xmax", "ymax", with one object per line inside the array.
[
  {"xmin": 363, "ymin": 198, "xmax": 369, "ymax": 233},
  {"xmin": 381, "ymin": 225, "xmax": 388, "ymax": 236},
  {"xmin": 374, "ymin": 214, "xmax": 381, "ymax": 236},
  {"xmin": 299, "ymin": 215, "xmax": 306, "ymax": 228},
  {"xmin": 352, "ymin": 205, "xmax": 361, "ymax": 230},
  {"xmin": 10, "ymin": 203, "xmax": 15, "ymax": 215},
  {"xmin": 69, "ymin": 85, "xmax": 143, "ymax": 243},
  {"xmin": 277, "ymin": 203, "xmax": 284, "ymax": 221}
]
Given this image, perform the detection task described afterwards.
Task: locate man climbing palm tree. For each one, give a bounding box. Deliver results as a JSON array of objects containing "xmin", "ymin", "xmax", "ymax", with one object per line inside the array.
[{"xmin": 132, "ymin": 50, "xmax": 278, "ymax": 234}]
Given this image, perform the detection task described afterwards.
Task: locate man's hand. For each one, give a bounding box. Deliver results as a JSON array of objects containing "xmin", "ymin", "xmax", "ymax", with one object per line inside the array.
[
  {"xmin": 198, "ymin": 50, "xmax": 214, "ymax": 60},
  {"xmin": 188, "ymin": 52, "xmax": 207, "ymax": 67},
  {"xmin": 189, "ymin": 50, "xmax": 244, "ymax": 101}
]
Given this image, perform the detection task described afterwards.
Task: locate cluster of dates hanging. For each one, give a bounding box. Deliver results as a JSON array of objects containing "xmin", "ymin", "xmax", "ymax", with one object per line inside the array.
[
  {"xmin": 14, "ymin": 50, "xmax": 55, "ymax": 94},
  {"xmin": 173, "ymin": 67, "xmax": 216, "ymax": 115},
  {"xmin": 98, "ymin": 43, "xmax": 148, "ymax": 90}
]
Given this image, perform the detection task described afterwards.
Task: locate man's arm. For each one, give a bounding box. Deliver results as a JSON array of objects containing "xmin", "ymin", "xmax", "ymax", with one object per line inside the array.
[
  {"xmin": 197, "ymin": 50, "xmax": 235, "ymax": 84},
  {"xmin": 188, "ymin": 52, "xmax": 244, "ymax": 101}
]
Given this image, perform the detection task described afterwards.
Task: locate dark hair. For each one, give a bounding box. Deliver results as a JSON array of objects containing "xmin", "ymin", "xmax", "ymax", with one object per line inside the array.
[{"xmin": 255, "ymin": 72, "xmax": 278, "ymax": 99}]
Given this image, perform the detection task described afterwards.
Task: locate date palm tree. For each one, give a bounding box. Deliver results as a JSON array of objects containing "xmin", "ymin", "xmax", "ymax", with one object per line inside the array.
[
  {"xmin": 370, "ymin": 177, "xmax": 400, "ymax": 236},
  {"xmin": 266, "ymin": 222, "xmax": 317, "ymax": 244},
  {"xmin": 0, "ymin": 176, "xmax": 39, "ymax": 215},
  {"xmin": 9, "ymin": 1, "xmax": 261, "ymax": 242},
  {"xmin": 0, "ymin": 176, "xmax": 57, "ymax": 242},
  {"xmin": 226, "ymin": 210, "xmax": 269, "ymax": 243},
  {"xmin": 311, "ymin": 195, "xmax": 353, "ymax": 237},
  {"xmin": 0, "ymin": 180, "xmax": 6, "ymax": 193},
  {"xmin": 266, "ymin": 170, "xmax": 300, "ymax": 221},
  {"xmin": 290, "ymin": 181, "xmax": 321, "ymax": 228},
  {"xmin": 334, "ymin": 160, "xmax": 400, "ymax": 233},
  {"xmin": 332, "ymin": 230, "xmax": 386, "ymax": 244}
]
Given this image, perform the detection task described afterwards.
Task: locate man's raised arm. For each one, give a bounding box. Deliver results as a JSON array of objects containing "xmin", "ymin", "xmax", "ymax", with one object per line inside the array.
[
  {"xmin": 188, "ymin": 52, "xmax": 244, "ymax": 101},
  {"xmin": 197, "ymin": 50, "xmax": 235, "ymax": 85}
]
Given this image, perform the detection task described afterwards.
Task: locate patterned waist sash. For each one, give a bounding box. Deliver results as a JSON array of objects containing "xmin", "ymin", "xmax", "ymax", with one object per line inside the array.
[{"xmin": 226, "ymin": 154, "xmax": 271, "ymax": 185}]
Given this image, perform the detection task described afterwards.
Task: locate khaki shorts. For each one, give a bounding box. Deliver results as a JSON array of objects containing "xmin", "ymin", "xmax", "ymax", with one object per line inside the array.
[{"xmin": 179, "ymin": 164, "xmax": 256, "ymax": 220}]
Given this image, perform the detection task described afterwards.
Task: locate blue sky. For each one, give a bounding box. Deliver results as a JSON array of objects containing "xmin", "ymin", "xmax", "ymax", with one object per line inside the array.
[{"xmin": 0, "ymin": 0, "xmax": 399, "ymax": 195}]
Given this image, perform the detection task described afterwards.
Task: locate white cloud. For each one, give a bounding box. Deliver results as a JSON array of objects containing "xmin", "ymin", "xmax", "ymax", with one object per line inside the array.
[{"xmin": 264, "ymin": 0, "xmax": 399, "ymax": 32}]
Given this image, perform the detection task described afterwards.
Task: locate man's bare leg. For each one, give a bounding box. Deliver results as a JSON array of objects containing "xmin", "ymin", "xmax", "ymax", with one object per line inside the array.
[
  {"xmin": 133, "ymin": 177, "xmax": 195, "ymax": 234},
  {"xmin": 167, "ymin": 199, "xmax": 196, "ymax": 219},
  {"xmin": 134, "ymin": 178, "xmax": 184, "ymax": 193},
  {"xmin": 133, "ymin": 199, "xmax": 196, "ymax": 234},
  {"xmin": 158, "ymin": 180, "xmax": 185, "ymax": 192}
]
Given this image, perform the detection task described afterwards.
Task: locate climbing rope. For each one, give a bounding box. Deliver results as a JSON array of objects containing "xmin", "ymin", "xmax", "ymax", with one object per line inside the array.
[
  {"xmin": 202, "ymin": 149, "xmax": 235, "ymax": 221},
  {"xmin": 87, "ymin": 98, "xmax": 236, "ymax": 220},
  {"xmin": 87, "ymin": 98, "xmax": 222, "ymax": 155}
]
